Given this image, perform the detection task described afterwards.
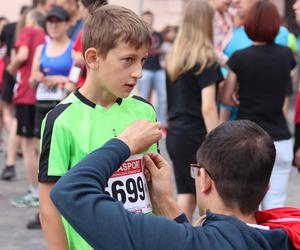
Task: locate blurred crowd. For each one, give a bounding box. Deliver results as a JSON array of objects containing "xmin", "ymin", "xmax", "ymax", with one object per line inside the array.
[{"xmin": 0, "ymin": 0, "xmax": 299, "ymax": 247}]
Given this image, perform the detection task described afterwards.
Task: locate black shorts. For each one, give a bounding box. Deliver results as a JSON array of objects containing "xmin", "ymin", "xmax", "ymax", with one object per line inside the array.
[
  {"xmin": 34, "ymin": 101, "xmax": 59, "ymax": 138},
  {"xmin": 1, "ymin": 70, "xmax": 15, "ymax": 103},
  {"xmin": 15, "ymin": 104, "xmax": 35, "ymax": 138},
  {"xmin": 166, "ymin": 131, "xmax": 205, "ymax": 194}
]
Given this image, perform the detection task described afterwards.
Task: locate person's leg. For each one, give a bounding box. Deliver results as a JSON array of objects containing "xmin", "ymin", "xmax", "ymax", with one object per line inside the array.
[
  {"xmin": 1, "ymin": 69, "xmax": 15, "ymax": 132},
  {"xmin": 177, "ymin": 194, "xmax": 196, "ymax": 222},
  {"xmin": 5, "ymin": 118, "xmax": 19, "ymax": 165},
  {"xmin": 153, "ymin": 69, "xmax": 167, "ymax": 127},
  {"xmin": 21, "ymin": 137, "xmax": 39, "ymax": 194},
  {"xmin": 137, "ymin": 69, "xmax": 153, "ymax": 100},
  {"xmin": 2, "ymin": 101, "xmax": 13, "ymax": 132},
  {"xmin": 11, "ymin": 105, "xmax": 39, "ymax": 207},
  {"xmin": 1, "ymin": 117, "xmax": 20, "ymax": 180},
  {"xmin": 166, "ymin": 131, "xmax": 201, "ymax": 222},
  {"xmin": 261, "ymin": 139, "xmax": 293, "ymax": 209}
]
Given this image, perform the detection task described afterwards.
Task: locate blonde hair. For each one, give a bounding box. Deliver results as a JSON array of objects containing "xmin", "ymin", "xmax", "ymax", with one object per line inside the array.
[{"xmin": 166, "ymin": 0, "xmax": 217, "ymax": 81}]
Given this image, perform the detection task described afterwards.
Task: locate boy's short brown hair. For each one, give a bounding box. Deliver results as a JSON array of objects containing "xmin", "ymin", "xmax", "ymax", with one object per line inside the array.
[{"xmin": 82, "ymin": 5, "xmax": 152, "ymax": 57}]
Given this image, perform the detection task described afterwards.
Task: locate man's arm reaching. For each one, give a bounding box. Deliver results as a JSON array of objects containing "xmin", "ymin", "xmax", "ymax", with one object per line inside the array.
[{"xmin": 50, "ymin": 121, "xmax": 192, "ymax": 250}]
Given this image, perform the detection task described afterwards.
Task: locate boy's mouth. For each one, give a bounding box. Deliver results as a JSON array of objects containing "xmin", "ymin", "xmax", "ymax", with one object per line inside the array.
[{"xmin": 124, "ymin": 83, "xmax": 136, "ymax": 88}]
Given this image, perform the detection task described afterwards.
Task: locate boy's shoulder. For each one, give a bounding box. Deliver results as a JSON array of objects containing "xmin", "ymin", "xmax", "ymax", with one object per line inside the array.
[
  {"xmin": 127, "ymin": 95, "xmax": 155, "ymax": 110},
  {"xmin": 43, "ymin": 93, "xmax": 78, "ymax": 127},
  {"xmin": 123, "ymin": 95, "xmax": 156, "ymax": 116}
]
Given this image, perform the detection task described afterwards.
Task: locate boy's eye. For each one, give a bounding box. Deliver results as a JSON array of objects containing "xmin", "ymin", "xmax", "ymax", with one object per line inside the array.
[
  {"xmin": 123, "ymin": 57, "xmax": 133, "ymax": 63},
  {"xmin": 141, "ymin": 57, "xmax": 147, "ymax": 65}
]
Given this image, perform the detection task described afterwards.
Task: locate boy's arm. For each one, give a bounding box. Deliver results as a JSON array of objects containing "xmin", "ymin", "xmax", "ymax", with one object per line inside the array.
[
  {"xmin": 39, "ymin": 112, "xmax": 71, "ymax": 250},
  {"xmin": 39, "ymin": 182, "xmax": 69, "ymax": 250}
]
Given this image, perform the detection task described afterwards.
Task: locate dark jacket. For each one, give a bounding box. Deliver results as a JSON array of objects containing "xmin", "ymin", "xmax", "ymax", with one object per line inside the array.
[{"xmin": 51, "ymin": 139, "xmax": 294, "ymax": 250}]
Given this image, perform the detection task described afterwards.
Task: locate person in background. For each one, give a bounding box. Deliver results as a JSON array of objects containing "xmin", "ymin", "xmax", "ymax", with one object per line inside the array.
[
  {"xmin": 222, "ymin": 0, "xmax": 295, "ymax": 209},
  {"xmin": 138, "ymin": 10, "xmax": 167, "ymax": 133},
  {"xmin": 0, "ymin": 6, "xmax": 30, "ymax": 181},
  {"xmin": 0, "ymin": 16, "xmax": 8, "ymax": 151},
  {"xmin": 32, "ymin": 0, "xmax": 57, "ymax": 15},
  {"xmin": 70, "ymin": 0, "xmax": 108, "ymax": 89},
  {"xmin": 219, "ymin": 0, "xmax": 290, "ymax": 122},
  {"xmin": 27, "ymin": 5, "xmax": 72, "ymax": 230},
  {"xmin": 209, "ymin": 0, "xmax": 234, "ymax": 66},
  {"xmin": 165, "ymin": 0, "xmax": 222, "ymax": 222},
  {"xmin": 7, "ymin": 9, "xmax": 46, "ymax": 208},
  {"xmin": 56, "ymin": 0, "xmax": 83, "ymax": 40},
  {"xmin": 160, "ymin": 25, "xmax": 177, "ymax": 68}
]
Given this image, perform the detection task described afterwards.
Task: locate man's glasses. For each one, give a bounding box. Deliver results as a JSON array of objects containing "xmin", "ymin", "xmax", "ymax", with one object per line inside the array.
[{"xmin": 190, "ymin": 163, "xmax": 214, "ymax": 180}]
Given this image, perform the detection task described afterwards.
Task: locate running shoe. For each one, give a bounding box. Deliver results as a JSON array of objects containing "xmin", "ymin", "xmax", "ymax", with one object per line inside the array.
[
  {"xmin": 1, "ymin": 165, "xmax": 16, "ymax": 180},
  {"xmin": 11, "ymin": 191, "xmax": 39, "ymax": 208}
]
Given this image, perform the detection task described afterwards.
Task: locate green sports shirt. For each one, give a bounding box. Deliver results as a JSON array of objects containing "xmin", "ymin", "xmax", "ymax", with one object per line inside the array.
[{"xmin": 38, "ymin": 90, "xmax": 158, "ymax": 250}]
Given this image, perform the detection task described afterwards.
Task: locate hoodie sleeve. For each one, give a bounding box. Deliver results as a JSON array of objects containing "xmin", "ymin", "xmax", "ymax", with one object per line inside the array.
[{"xmin": 50, "ymin": 138, "xmax": 191, "ymax": 250}]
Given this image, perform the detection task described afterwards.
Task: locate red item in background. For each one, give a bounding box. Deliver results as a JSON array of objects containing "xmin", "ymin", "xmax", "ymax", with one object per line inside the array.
[
  {"xmin": 295, "ymin": 91, "xmax": 300, "ymax": 124},
  {"xmin": 13, "ymin": 27, "xmax": 45, "ymax": 104},
  {"xmin": 73, "ymin": 30, "xmax": 83, "ymax": 53},
  {"xmin": 73, "ymin": 30, "xmax": 86, "ymax": 89},
  {"xmin": 73, "ymin": 30, "xmax": 86, "ymax": 88},
  {"xmin": 0, "ymin": 59, "xmax": 5, "ymax": 91},
  {"xmin": 256, "ymin": 207, "xmax": 300, "ymax": 249}
]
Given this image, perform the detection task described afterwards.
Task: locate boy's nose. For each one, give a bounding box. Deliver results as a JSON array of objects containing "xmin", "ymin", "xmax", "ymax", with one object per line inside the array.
[{"xmin": 131, "ymin": 65, "xmax": 143, "ymax": 79}]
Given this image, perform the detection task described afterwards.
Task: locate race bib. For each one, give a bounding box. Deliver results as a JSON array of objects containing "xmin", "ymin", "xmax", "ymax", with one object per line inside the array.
[
  {"xmin": 36, "ymin": 83, "xmax": 65, "ymax": 101},
  {"xmin": 105, "ymin": 154, "xmax": 152, "ymax": 214}
]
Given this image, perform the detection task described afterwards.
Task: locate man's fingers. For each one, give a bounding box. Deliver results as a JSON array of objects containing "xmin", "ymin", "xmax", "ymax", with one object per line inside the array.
[
  {"xmin": 144, "ymin": 168, "xmax": 151, "ymax": 182},
  {"xmin": 144, "ymin": 155, "xmax": 158, "ymax": 176},
  {"xmin": 147, "ymin": 153, "xmax": 169, "ymax": 169}
]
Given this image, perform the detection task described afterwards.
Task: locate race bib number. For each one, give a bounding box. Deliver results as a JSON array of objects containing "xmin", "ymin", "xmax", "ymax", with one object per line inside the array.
[
  {"xmin": 105, "ymin": 154, "xmax": 152, "ymax": 214},
  {"xmin": 36, "ymin": 83, "xmax": 65, "ymax": 101}
]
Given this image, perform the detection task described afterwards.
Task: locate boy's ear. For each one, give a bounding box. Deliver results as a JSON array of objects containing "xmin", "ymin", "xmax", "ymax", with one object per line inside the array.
[{"xmin": 84, "ymin": 48, "xmax": 99, "ymax": 70}]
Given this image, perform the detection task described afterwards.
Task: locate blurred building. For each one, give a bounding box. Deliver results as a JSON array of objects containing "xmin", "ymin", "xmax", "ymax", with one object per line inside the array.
[{"xmin": 0, "ymin": 0, "xmax": 291, "ymax": 32}]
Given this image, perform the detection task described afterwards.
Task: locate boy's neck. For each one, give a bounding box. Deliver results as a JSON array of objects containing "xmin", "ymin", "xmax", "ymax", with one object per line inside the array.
[{"xmin": 79, "ymin": 79, "xmax": 119, "ymax": 108}]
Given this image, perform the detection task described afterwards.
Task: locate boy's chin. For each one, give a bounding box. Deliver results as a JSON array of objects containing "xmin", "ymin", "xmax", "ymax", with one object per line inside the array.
[{"xmin": 118, "ymin": 92, "xmax": 132, "ymax": 98}]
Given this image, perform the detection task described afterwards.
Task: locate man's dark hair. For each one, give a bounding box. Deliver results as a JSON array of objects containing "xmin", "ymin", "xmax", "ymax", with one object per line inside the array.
[
  {"xmin": 32, "ymin": 0, "xmax": 47, "ymax": 8},
  {"xmin": 197, "ymin": 120, "xmax": 276, "ymax": 214}
]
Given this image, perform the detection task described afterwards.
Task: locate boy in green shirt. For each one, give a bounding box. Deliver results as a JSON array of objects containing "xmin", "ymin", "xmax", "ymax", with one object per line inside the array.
[{"xmin": 38, "ymin": 5, "xmax": 159, "ymax": 250}]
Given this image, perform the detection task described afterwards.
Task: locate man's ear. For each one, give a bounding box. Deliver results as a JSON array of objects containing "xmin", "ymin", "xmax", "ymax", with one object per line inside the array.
[
  {"xmin": 84, "ymin": 48, "xmax": 99, "ymax": 70},
  {"xmin": 199, "ymin": 168, "xmax": 212, "ymax": 193}
]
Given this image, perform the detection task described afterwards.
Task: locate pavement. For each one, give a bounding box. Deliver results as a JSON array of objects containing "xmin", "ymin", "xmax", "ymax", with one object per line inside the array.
[{"xmin": 0, "ymin": 138, "xmax": 300, "ymax": 250}]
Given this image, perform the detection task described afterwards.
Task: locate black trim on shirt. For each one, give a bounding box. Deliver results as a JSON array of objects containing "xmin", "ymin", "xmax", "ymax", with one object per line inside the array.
[
  {"xmin": 132, "ymin": 95, "xmax": 160, "ymax": 153},
  {"xmin": 132, "ymin": 95, "xmax": 155, "ymax": 110},
  {"xmin": 38, "ymin": 103, "xmax": 72, "ymax": 183},
  {"xmin": 74, "ymin": 90, "xmax": 96, "ymax": 108},
  {"xmin": 74, "ymin": 90, "xmax": 123, "ymax": 108}
]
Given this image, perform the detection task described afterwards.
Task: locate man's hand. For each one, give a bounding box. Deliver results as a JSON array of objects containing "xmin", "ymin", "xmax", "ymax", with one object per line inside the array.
[
  {"xmin": 144, "ymin": 153, "xmax": 181, "ymax": 219},
  {"xmin": 117, "ymin": 120, "xmax": 162, "ymax": 154}
]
